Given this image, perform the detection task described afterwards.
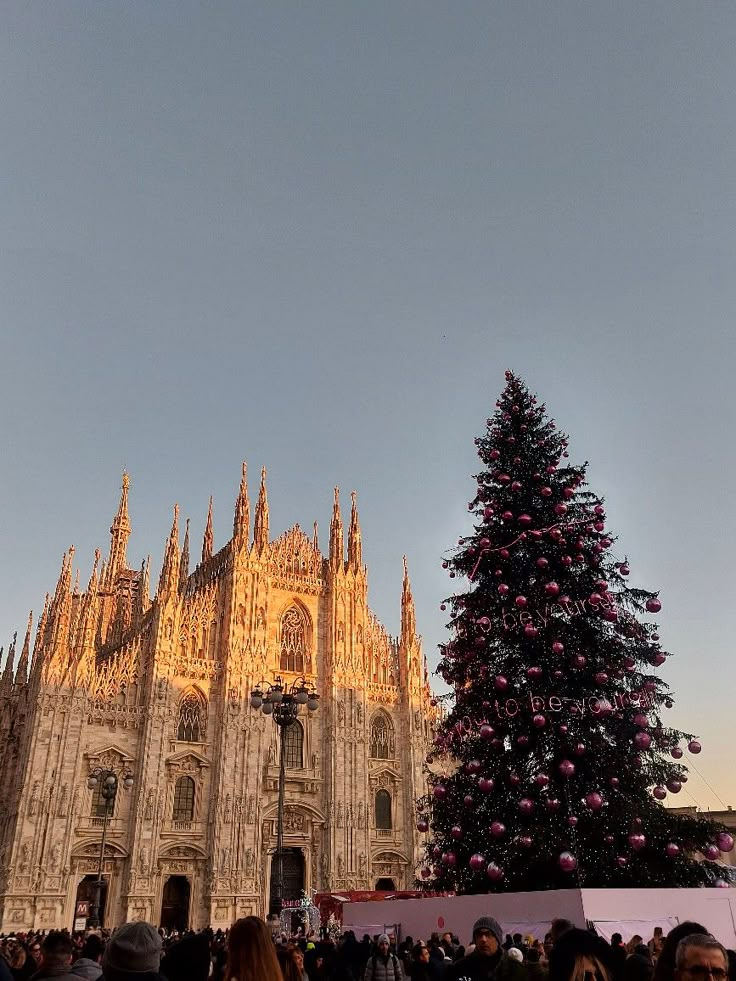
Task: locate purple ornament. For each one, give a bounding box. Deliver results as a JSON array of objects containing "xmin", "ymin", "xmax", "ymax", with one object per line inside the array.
[
  {"xmin": 617, "ymin": 856, "xmax": 628, "ymax": 867},
  {"xmin": 518, "ymin": 835, "xmax": 533, "ymax": 848},
  {"xmin": 609, "ymin": 777, "xmax": 620, "ymax": 789},
  {"xmin": 443, "ymin": 851, "xmax": 457, "ymax": 867},
  {"xmin": 717, "ymin": 832, "xmax": 734, "ymax": 853},
  {"xmin": 634, "ymin": 731, "xmax": 652, "ymax": 751},
  {"xmin": 486, "ymin": 862, "xmax": 504, "ymax": 881},
  {"xmin": 515, "ymin": 595, "xmax": 528, "ymax": 609},
  {"xmin": 527, "ymin": 666, "xmax": 543, "ymax": 680},
  {"xmin": 572, "ymin": 654, "xmax": 587, "ymax": 669},
  {"xmin": 703, "ymin": 844, "xmax": 721, "ymax": 861},
  {"xmin": 545, "ymin": 582, "xmax": 560, "ymax": 597},
  {"xmin": 490, "ymin": 821, "xmax": 506, "ymax": 838},
  {"xmin": 559, "ymin": 760, "xmax": 576, "ymax": 778},
  {"xmin": 653, "ymin": 786, "xmax": 667, "ymax": 800},
  {"xmin": 559, "ymin": 851, "xmax": 578, "ymax": 872},
  {"xmin": 532, "ymin": 714, "xmax": 547, "ymax": 728},
  {"xmin": 666, "ymin": 779, "xmax": 682, "ymax": 794},
  {"xmin": 688, "ymin": 740, "xmax": 702, "ymax": 754},
  {"xmin": 469, "ymin": 853, "xmax": 485, "ymax": 870},
  {"xmin": 494, "ymin": 676, "xmax": 509, "ymax": 692},
  {"xmin": 535, "ymin": 773, "xmax": 550, "ymax": 787},
  {"xmin": 464, "ymin": 795, "xmax": 474, "ymax": 808},
  {"xmin": 450, "ymin": 825, "xmax": 463, "ymax": 839},
  {"xmin": 478, "ymin": 777, "xmax": 495, "ymax": 794},
  {"xmin": 519, "ymin": 798, "xmax": 535, "ymax": 815},
  {"xmin": 467, "ymin": 759, "xmax": 482, "ymax": 774},
  {"xmin": 604, "ymin": 835, "xmax": 615, "ymax": 845},
  {"xmin": 671, "ymin": 746, "xmax": 683, "ymax": 760},
  {"xmin": 628, "ymin": 833, "xmax": 646, "ymax": 851},
  {"xmin": 480, "ymin": 724, "xmax": 495, "ymax": 741},
  {"xmin": 665, "ymin": 842, "xmax": 680, "ymax": 858},
  {"xmin": 552, "ymin": 641, "xmax": 565, "ymax": 655},
  {"xmin": 546, "ymin": 798, "xmax": 561, "ymax": 812},
  {"xmin": 524, "ymin": 624, "xmax": 540, "ymax": 639},
  {"xmin": 517, "ymin": 735, "xmax": 530, "ymax": 748},
  {"xmin": 433, "ymin": 784, "xmax": 447, "ymax": 801},
  {"xmin": 568, "ymin": 815, "xmax": 579, "ymax": 827},
  {"xmin": 586, "ymin": 792, "xmax": 604, "ymax": 811},
  {"xmin": 417, "ymin": 819, "xmax": 429, "ymax": 833},
  {"xmin": 646, "ymin": 598, "xmax": 662, "ymax": 614}
]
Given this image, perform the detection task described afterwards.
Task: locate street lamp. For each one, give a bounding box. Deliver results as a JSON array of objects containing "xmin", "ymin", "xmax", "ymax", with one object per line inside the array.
[
  {"xmin": 86, "ymin": 766, "xmax": 134, "ymax": 927},
  {"xmin": 250, "ymin": 676, "xmax": 319, "ymax": 914}
]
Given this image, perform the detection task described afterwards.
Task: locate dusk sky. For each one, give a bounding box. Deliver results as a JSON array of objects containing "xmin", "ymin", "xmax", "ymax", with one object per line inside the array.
[{"xmin": 2, "ymin": 3, "xmax": 735, "ymax": 811}]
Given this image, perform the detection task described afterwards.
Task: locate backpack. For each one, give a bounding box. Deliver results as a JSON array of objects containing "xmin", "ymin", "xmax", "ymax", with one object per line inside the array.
[{"xmin": 369, "ymin": 951, "xmax": 402, "ymax": 979}]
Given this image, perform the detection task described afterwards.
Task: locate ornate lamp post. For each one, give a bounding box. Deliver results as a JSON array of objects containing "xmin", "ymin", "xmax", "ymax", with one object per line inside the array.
[
  {"xmin": 86, "ymin": 766, "xmax": 134, "ymax": 927},
  {"xmin": 250, "ymin": 676, "xmax": 319, "ymax": 914}
]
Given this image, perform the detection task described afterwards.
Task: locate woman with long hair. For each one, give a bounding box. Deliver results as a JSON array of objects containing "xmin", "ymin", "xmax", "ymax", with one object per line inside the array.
[
  {"xmin": 548, "ymin": 928, "xmax": 613, "ymax": 981},
  {"xmin": 224, "ymin": 916, "xmax": 283, "ymax": 981}
]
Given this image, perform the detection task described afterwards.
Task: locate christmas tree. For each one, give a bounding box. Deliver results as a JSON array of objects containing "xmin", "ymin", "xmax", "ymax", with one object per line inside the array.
[{"xmin": 419, "ymin": 371, "xmax": 734, "ymax": 891}]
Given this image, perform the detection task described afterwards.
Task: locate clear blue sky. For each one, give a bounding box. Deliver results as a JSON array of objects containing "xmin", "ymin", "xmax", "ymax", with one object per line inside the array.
[{"xmin": 2, "ymin": 2, "xmax": 734, "ymax": 810}]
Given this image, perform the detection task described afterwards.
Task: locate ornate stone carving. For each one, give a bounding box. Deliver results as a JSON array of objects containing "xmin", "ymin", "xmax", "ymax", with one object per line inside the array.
[{"xmin": 283, "ymin": 808, "xmax": 305, "ymax": 833}]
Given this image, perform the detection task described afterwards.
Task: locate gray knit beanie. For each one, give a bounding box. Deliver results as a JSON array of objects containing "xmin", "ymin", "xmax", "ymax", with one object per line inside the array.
[
  {"xmin": 102, "ymin": 922, "xmax": 162, "ymax": 980},
  {"xmin": 472, "ymin": 916, "xmax": 504, "ymax": 945}
]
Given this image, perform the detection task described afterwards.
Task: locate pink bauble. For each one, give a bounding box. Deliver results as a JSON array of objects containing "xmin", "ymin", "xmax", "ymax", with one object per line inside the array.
[
  {"xmin": 620, "ymin": 565, "xmax": 630, "ymax": 576},
  {"xmin": 554, "ymin": 503, "xmax": 568, "ymax": 516},
  {"xmin": 628, "ymin": 833, "xmax": 646, "ymax": 851},
  {"xmin": 450, "ymin": 825, "xmax": 463, "ymax": 839},
  {"xmin": 617, "ymin": 856, "xmax": 628, "ymax": 867},
  {"xmin": 519, "ymin": 798, "xmax": 535, "ymax": 815},
  {"xmin": 688, "ymin": 740, "xmax": 702, "ymax": 754},
  {"xmin": 527, "ymin": 666, "xmax": 543, "ymax": 680},
  {"xmin": 467, "ymin": 759, "xmax": 482, "ymax": 774},
  {"xmin": 480, "ymin": 724, "xmax": 495, "ymax": 741},
  {"xmin": 573, "ymin": 742, "xmax": 586, "ymax": 756},
  {"xmin": 469, "ymin": 853, "xmax": 485, "ymax": 871},
  {"xmin": 532, "ymin": 714, "xmax": 547, "ymax": 728},
  {"xmin": 586, "ymin": 792, "xmax": 604, "ymax": 811},
  {"xmin": 515, "ymin": 595, "xmax": 528, "ymax": 608},
  {"xmin": 433, "ymin": 784, "xmax": 447, "ymax": 800},
  {"xmin": 671, "ymin": 747, "xmax": 683, "ymax": 760},
  {"xmin": 665, "ymin": 842, "xmax": 680, "ymax": 858},
  {"xmin": 464, "ymin": 795, "xmax": 474, "ymax": 808},
  {"xmin": 535, "ymin": 773, "xmax": 550, "ymax": 787},
  {"xmin": 559, "ymin": 760, "xmax": 576, "ymax": 778},
  {"xmin": 494, "ymin": 676, "xmax": 509, "ymax": 691},
  {"xmin": 509, "ymin": 773, "xmax": 521, "ymax": 786},
  {"xmin": 653, "ymin": 786, "xmax": 667, "ymax": 800},
  {"xmin": 486, "ymin": 862, "xmax": 504, "ymax": 881},
  {"xmin": 502, "ymin": 511, "xmax": 513, "ymax": 521},
  {"xmin": 517, "ymin": 735, "xmax": 530, "ymax": 747},
  {"xmin": 646, "ymin": 598, "xmax": 662, "ymax": 614},
  {"xmin": 546, "ymin": 797, "xmax": 561, "ymax": 811},
  {"xmin": 524, "ymin": 624, "xmax": 540, "ymax": 639},
  {"xmin": 594, "ymin": 521, "xmax": 605, "ymax": 532},
  {"xmin": 511, "ymin": 481, "xmax": 522, "ymax": 492},
  {"xmin": 651, "ymin": 653, "xmax": 666, "ymax": 667},
  {"xmin": 545, "ymin": 582, "xmax": 561, "ymax": 597},
  {"xmin": 553, "ymin": 669, "xmax": 563, "ymax": 679},
  {"xmin": 500, "ymin": 548, "xmax": 510, "ymax": 559},
  {"xmin": 562, "ymin": 555, "xmax": 573, "ymax": 567},
  {"xmin": 603, "ymin": 609, "xmax": 618, "ymax": 622},
  {"xmin": 559, "ymin": 851, "xmax": 578, "ymax": 872},
  {"xmin": 518, "ymin": 513, "xmax": 532, "ymax": 527},
  {"xmin": 490, "ymin": 449, "xmax": 500, "ymax": 460},
  {"xmin": 666, "ymin": 779, "xmax": 682, "ymax": 794},
  {"xmin": 478, "ymin": 777, "xmax": 495, "ymax": 793},
  {"xmin": 552, "ymin": 641, "xmax": 565, "ymax": 654},
  {"xmin": 604, "ymin": 835, "xmax": 615, "ymax": 845},
  {"xmin": 490, "ymin": 821, "xmax": 506, "ymax": 838},
  {"xmin": 573, "ymin": 655, "xmax": 587, "ymax": 669},
  {"xmin": 568, "ymin": 815, "xmax": 579, "ymax": 827},
  {"xmin": 634, "ymin": 731, "xmax": 652, "ymax": 751},
  {"xmin": 558, "ymin": 724, "xmax": 569, "ymax": 735},
  {"xmin": 498, "ymin": 583, "xmax": 510, "ymax": 596},
  {"xmin": 417, "ymin": 819, "xmax": 429, "ymax": 833},
  {"xmin": 703, "ymin": 844, "xmax": 720, "ymax": 861},
  {"xmin": 718, "ymin": 832, "xmax": 735, "ymax": 852},
  {"xmin": 589, "ymin": 592, "xmax": 602, "ymax": 606},
  {"xmin": 536, "ymin": 557, "xmax": 549, "ymax": 569},
  {"xmin": 499, "ymin": 474, "xmax": 511, "ymax": 484},
  {"xmin": 594, "ymin": 505, "xmax": 605, "ymax": 516},
  {"xmin": 541, "ymin": 486, "xmax": 553, "ymax": 497},
  {"xmin": 518, "ymin": 835, "xmax": 533, "ymax": 848},
  {"xmin": 594, "ymin": 671, "xmax": 609, "ymax": 685},
  {"xmin": 632, "ymin": 713, "xmax": 648, "ymax": 728}
]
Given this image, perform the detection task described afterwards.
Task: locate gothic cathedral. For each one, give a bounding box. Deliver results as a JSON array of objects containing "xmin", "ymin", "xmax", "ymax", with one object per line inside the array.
[{"xmin": 0, "ymin": 467, "xmax": 434, "ymax": 931}]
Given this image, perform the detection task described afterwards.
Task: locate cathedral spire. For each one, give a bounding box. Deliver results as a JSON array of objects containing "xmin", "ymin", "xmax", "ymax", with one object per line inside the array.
[
  {"xmin": 135, "ymin": 556, "xmax": 150, "ymax": 621},
  {"xmin": 253, "ymin": 467, "xmax": 270, "ymax": 553},
  {"xmin": 15, "ymin": 611, "xmax": 32, "ymax": 686},
  {"xmin": 202, "ymin": 496, "xmax": 214, "ymax": 563},
  {"xmin": 179, "ymin": 518, "xmax": 190, "ymax": 590},
  {"xmin": 233, "ymin": 462, "xmax": 250, "ymax": 549},
  {"xmin": 0, "ymin": 633, "xmax": 17, "ymax": 697},
  {"xmin": 49, "ymin": 546, "xmax": 75, "ymax": 651},
  {"xmin": 104, "ymin": 472, "xmax": 131, "ymax": 589},
  {"xmin": 348, "ymin": 491, "xmax": 363, "ymax": 570},
  {"xmin": 158, "ymin": 505, "xmax": 180, "ymax": 598},
  {"xmin": 401, "ymin": 555, "xmax": 417, "ymax": 648},
  {"xmin": 313, "ymin": 521, "xmax": 319, "ymax": 553},
  {"xmin": 329, "ymin": 487, "xmax": 344, "ymax": 570}
]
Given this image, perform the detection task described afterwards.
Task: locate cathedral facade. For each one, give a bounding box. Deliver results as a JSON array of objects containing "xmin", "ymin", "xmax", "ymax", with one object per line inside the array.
[{"xmin": 0, "ymin": 467, "xmax": 434, "ymax": 931}]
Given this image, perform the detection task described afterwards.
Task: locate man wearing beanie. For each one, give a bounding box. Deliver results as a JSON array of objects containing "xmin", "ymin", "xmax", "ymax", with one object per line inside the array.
[
  {"xmin": 364, "ymin": 934, "xmax": 405, "ymax": 980},
  {"xmin": 444, "ymin": 917, "xmax": 528, "ymax": 981},
  {"xmin": 100, "ymin": 923, "xmax": 164, "ymax": 981}
]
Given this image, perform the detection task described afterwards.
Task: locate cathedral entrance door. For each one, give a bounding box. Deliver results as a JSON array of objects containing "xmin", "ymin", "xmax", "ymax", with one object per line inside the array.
[
  {"xmin": 269, "ymin": 848, "xmax": 304, "ymax": 914},
  {"xmin": 75, "ymin": 875, "xmax": 108, "ymax": 928},
  {"xmin": 375, "ymin": 877, "xmax": 396, "ymax": 890},
  {"xmin": 160, "ymin": 875, "xmax": 190, "ymax": 932}
]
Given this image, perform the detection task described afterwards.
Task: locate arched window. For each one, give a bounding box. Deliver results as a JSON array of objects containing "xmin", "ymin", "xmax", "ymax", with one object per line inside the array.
[
  {"xmin": 375, "ymin": 790, "xmax": 392, "ymax": 830},
  {"xmin": 283, "ymin": 720, "xmax": 304, "ymax": 769},
  {"xmin": 90, "ymin": 771, "xmax": 116, "ymax": 818},
  {"xmin": 177, "ymin": 689, "xmax": 207, "ymax": 742},
  {"xmin": 370, "ymin": 712, "xmax": 395, "ymax": 760},
  {"xmin": 172, "ymin": 776, "xmax": 195, "ymax": 822},
  {"xmin": 280, "ymin": 607, "xmax": 308, "ymax": 673}
]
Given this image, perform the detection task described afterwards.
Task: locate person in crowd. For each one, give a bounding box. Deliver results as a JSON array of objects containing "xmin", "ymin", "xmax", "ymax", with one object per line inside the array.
[
  {"xmin": 223, "ymin": 917, "xmax": 282, "ymax": 981},
  {"xmin": 363, "ymin": 934, "xmax": 405, "ymax": 980},
  {"xmin": 547, "ymin": 927, "xmax": 612, "ymax": 981},
  {"xmin": 508, "ymin": 950, "xmax": 524, "ymax": 965},
  {"xmin": 609, "ymin": 935, "xmax": 627, "ymax": 981},
  {"xmin": 627, "ymin": 939, "xmax": 645, "ymax": 958},
  {"xmin": 9, "ymin": 940, "xmax": 38, "ymax": 981},
  {"xmin": 286, "ymin": 944, "xmax": 308, "ymax": 981},
  {"xmin": 673, "ymin": 935, "xmax": 728, "ymax": 981},
  {"xmin": 29, "ymin": 932, "xmax": 78, "ymax": 981},
  {"xmin": 652, "ymin": 923, "xmax": 709, "ymax": 981},
  {"xmin": 549, "ymin": 923, "xmax": 574, "ymax": 948},
  {"xmin": 625, "ymin": 943, "xmax": 654, "ymax": 981},
  {"xmin": 406, "ymin": 943, "xmax": 432, "ymax": 981},
  {"xmin": 160, "ymin": 932, "xmax": 211, "ymax": 981},
  {"xmin": 0, "ymin": 942, "xmax": 15, "ymax": 981},
  {"xmin": 525, "ymin": 947, "xmax": 547, "ymax": 981},
  {"xmin": 445, "ymin": 917, "xmax": 527, "ymax": 981},
  {"xmin": 99, "ymin": 922, "xmax": 164, "ymax": 981},
  {"xmin": 398, "ymin": 939, "xmax": 414, "ymax": 971},
  {"xmin": 70, "ymin": 935, "xmax": 105, "ymax": 980},
  {"xmin": 275, "ymin": 947, "xmax": 301, "ymax": 981},
  {"xmin": 649, "ymin": 931, "xmax": 665, "ymax": 963}
]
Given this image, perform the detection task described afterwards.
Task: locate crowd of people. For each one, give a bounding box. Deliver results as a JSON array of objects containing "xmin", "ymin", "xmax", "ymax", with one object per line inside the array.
[{"xmin": 0, "ymin": 914, "xmax": 732, "ymax": 981}]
